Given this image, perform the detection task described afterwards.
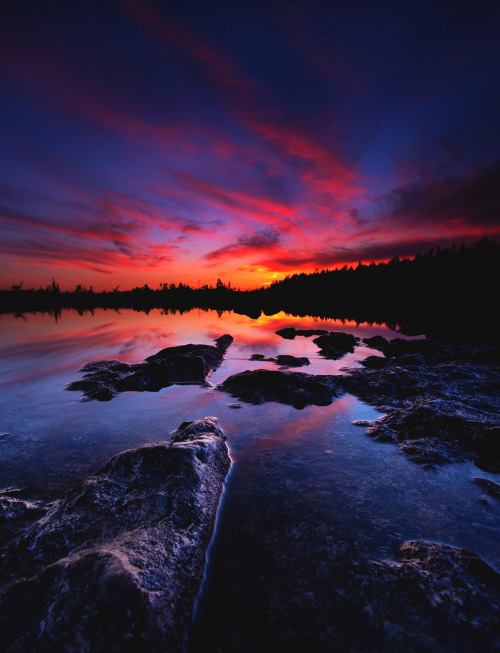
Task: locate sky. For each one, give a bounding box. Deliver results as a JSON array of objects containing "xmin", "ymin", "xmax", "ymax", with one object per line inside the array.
[{"xmin": 1, "ymin": 0, "xmax": 500, "ymax": 291}]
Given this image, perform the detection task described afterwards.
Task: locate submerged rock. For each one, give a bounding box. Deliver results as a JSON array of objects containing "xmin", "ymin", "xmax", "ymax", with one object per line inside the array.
[
  {"xmin": 67, "ymin": 335, "xmax": 233, "ymax": 401},
  {"xmin": 249, "ymin": 354, "xmax": 310, "ymax": 368},
  {"xmin": 0, "ymin": 417, "xmax": 230, "ymax": 652},
  {"xmin": 313, "ymin": 332, "xmax": 358, "ymax": 359},
  {"xmin": 217, "ymin": 369, "xmax": 342, "ymax": 409}
]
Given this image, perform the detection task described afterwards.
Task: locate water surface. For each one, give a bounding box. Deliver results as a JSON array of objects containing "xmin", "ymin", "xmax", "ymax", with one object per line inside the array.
[{"xmin": 0, "ymin": 308, "xmax": 498, "ymax": 650}]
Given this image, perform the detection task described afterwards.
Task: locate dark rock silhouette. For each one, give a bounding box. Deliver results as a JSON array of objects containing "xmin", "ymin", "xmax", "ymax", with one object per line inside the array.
[
  {"xmin": 217, "ymin": 369, "xmax": 342, "ymax": 409},
  {"xmin": 0, "ymin": 417, "xmax": 230, "ymax": 652},
  {"xmin": 364, "ymin": 335, "xmax": 390, "ymax": 350},
  {"xmin": 359, "ymin": 355, "xmax": 388, "ymax": 369},
  {"xmin": 313, "ymin": 332, "xmax": 358, "ymax": 359},
  {"xmin": 275, "ymin": 328, "xmax": 329, "ymax": 339},
  {"xmin": 249, "ymin": 354, "xmax": 310, "ymax": 368},
  {"xmin": 67, "ymin": 335, "xmax": 233, "ymax": 401}
]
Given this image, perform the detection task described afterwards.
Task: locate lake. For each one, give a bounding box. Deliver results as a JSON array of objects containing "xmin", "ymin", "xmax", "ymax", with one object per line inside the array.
[{"xmin": 1, "ymin": 308, "xmax": 498, "ymax": 651}]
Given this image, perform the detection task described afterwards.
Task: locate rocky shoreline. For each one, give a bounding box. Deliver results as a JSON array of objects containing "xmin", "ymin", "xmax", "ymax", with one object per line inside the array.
[
  {"xmin": 344, "ymin": 335, "xmax": 500, "ymax": 471},
  {"xmin": 4, "ymin": 328, "xmax": 498, "ymax": 650},
  {"xmin": 0, "ymin": 417, "xmax": 230, "ymax": 652},
  {"xmin": 220, "ymin": 327, "xmax": 500, "ymax": 472}
]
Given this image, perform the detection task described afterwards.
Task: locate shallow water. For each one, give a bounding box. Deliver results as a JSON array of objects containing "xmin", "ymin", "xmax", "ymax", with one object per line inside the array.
[{"xmin": 0, "ymin": 308, "xmax": 498, "ymax": 650}]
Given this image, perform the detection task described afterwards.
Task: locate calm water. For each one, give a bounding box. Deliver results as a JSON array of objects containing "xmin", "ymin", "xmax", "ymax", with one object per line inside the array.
[{"xmin": 1, "ymin": 308, "xmax": 499, "ymax": 650}]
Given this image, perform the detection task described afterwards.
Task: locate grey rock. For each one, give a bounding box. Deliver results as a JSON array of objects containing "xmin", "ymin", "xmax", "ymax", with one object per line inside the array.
[{"xmin": 0, "ymin": 417, "xmax": 230, "ymax": 652}]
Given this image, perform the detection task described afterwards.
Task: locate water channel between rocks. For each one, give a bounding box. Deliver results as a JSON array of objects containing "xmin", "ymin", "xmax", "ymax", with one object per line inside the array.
[{"xmin": 0, "ymin": 308, "xmax": 498, "ymax": 651}]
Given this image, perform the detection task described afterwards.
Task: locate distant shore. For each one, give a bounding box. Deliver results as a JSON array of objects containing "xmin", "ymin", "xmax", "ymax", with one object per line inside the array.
[{"xmin": 2, "ymin": 238, "xmax": 498, "ymax": 342}]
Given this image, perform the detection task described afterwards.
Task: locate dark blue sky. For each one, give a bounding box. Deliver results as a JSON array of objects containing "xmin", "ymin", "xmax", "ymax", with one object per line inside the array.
[{"xmin": 1, "ymin": 0, "xmax": 499, "ymax": 289}]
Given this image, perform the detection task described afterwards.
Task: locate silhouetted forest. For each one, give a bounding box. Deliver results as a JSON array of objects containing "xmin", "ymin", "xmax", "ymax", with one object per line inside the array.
[{"xmin": 1, "ymin": 238, "xmax": 498, "ymax": 340}]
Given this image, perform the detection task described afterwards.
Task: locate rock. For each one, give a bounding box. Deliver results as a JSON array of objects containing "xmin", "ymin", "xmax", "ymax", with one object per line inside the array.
[
  {"xmin": 217, "ymin": 369, "xmax": 342, "ymax": 409},
  {"xmin": 464, "ymin": 346, "xmax": 500, "ymax": 366},
  {"xmin": 80, "ymin": 360, "xmax": 130, "ymax": 373},
  {"xmin": 473, "ymin": 426, "xmax": 500, "ymax": 473},
  {"xmin": 474, "ymin": 477, "xmax": 500, "ymax": 501},
  {"xmin": 249, "ymin": 354, "xmax": 310, "ymax": 368},
  {"xmin": 0, "ymin": 417, "xmax": 230, "ymax": 652},
  {"xmin": 356, "ymin": 540, "xmax": 500, "ymax": 651},
  {"xmin": 386, "ymin": 353, "xmax": 426, "ymax": 367},
  {"xmin": 275, "ymin": 328, "xmax": 329, "ymax": 339},
  {"xmin": 274, "ymin": 355, "xmax": 310, "ymax": 368},
  {"xmin": 344, "ymin": 343, "xmax": 500, "ymax": 467},
  {"xmin": 214, "ymin": 334, "xmax": 235, "ymax": 353},
  {"xmin": 364, "ymin": 337, "xmax": 451, "ymax": 363},
  {"xmin": 313, "ymin": 332, "xmax": 358, "ymax": 359},
  {"xmin": 359, "ymin": 355, "xmax": 388, "ymax": 369},
  {"xmin": 364, "ymin": 335, "xmax": 390, "ymax": 350},
  {"xmin": 386, "ymin": 338, "xmax": 450, "ymax": 361},
  {"xmin": 67, "ymin": 335, "xmax": 233, "ymax": 401},
  {"xmin": 0, "ymin": 496, "xmax": 43, "ymax": 528}
]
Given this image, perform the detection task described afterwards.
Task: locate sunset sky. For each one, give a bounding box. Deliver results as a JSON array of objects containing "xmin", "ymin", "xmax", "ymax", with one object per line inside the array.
[{"xmin": 1, "ymin": 0, "xmax": 500, "ymax": 290}]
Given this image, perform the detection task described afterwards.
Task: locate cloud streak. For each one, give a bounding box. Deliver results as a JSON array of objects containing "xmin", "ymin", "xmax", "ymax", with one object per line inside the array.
[{"xmin": 0, "ymin": 1, "xmax": 499, "ymax": 289}]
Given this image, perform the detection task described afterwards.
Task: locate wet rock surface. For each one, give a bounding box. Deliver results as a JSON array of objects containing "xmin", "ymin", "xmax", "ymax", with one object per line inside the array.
[
  {"xmin": 190, "ymin": 449, "xmax": 500, "ymax": 653},
  {"xmin": 313, "ymin": 332, "xmax": 359, "ymax": 359},
  {"xmin": 345, "ymin": 338, "xmax": 500, "ymax": 468},
  {"xmin": 217, "ymin": 369, "xmax": 343, "ymax": 409},
  {"xmin": 249, "ymin": 353, "xmax": 310, "ymax": 368},
  {"xmin": 66, "ymin": 335, "xmax": 233, "ymax": 401},
  {"xmin": 350, "ymin": 540, "xmax": 500, "ymax": 652},
  {"xmin": 0, "ymin": 417, "xmax": 230, "ymax": 653},
  {"xmin": 0, "ymin": 495, "xmax": 44, "ymax": 530},
  {"xmin": 475, "ymin": 477, "xmax": 500, "ymax": 501}
]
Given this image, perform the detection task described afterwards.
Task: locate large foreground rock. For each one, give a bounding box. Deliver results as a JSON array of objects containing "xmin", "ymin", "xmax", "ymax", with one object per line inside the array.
[
  {"xmin": 0, "ymin": 417, "xmax": 230, "ymax": 652},
  {"xmin": 217, "ymin": 369, "xmax": 342, "ymax": 409},
  {"xmin": 67, "ymin": 335, "xmax": 233, "ymax": 401}
]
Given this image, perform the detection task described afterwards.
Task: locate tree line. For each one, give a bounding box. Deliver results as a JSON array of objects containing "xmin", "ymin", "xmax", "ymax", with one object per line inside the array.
[{"xmin": 1, "ymin": 238, "xmax": 498, "ymax": 339}]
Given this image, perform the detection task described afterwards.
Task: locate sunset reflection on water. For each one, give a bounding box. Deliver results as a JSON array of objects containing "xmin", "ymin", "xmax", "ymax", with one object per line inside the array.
[{"xmin": 0, "ymin": 307, "xmax": 498, "ymax": 651}]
